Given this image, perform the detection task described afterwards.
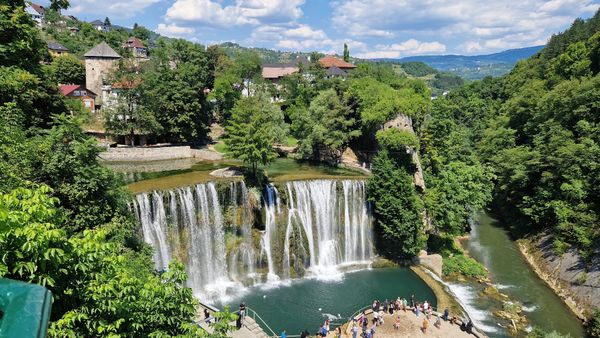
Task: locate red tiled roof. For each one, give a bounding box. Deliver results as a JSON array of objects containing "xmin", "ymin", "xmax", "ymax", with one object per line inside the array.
[
  {"xmin": 30, "ymin": 3, "xmax": 45, "ymax": 15},
  {"xmin": 319, "ymin": 56, "xmax": 356, "ymax": 69},
  {"xmin": 123, "ymin": 37, "xmax": 145, "ymax": 49},
  {"xmin": 59, "ymin": 84, "xmax": 96, "ymax": 97},
  {"xmin": 262, "ymin": 65, "xmax": 299, "ymax": 79},
  {"xmin": 59, "ymin": 84, "xmax": 80, "ymax": 96}
]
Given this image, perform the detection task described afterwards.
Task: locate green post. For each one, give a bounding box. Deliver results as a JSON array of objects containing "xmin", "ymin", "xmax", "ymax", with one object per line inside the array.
[{"xmin": 0, "ymin": 278, "xmax": 52, "ymax": 338}]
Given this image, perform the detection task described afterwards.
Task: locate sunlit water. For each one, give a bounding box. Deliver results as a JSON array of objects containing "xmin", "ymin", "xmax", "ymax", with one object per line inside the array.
[
  {"xmin": 217, "ymin": 268, "xmax": 437, "ymax": 335},
  {"xmin": 463, "ymin": 212, "xmax": 584, "ymax": 337}
]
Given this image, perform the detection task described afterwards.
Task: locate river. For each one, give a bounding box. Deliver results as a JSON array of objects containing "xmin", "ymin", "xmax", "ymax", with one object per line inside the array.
[
  {"xmin": 217, "ymin": 268, "xmax": 437, "ymax": 335},
  {"xmin": 464, "ymin": 212, "xmax": 584, "ymax": 337}
]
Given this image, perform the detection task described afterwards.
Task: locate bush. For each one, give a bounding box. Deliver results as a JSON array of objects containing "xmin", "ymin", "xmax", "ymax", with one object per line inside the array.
[
  {"xmin": 587, "ymin": 309, "xmax": 600, "ymax": 338},
  {"xmin": 442, "ymin": 254, "xmax": 488, "ymax": 278}
]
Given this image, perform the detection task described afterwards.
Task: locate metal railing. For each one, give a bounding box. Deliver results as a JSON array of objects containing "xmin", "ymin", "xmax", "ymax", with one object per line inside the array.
[{"xmin": 245, "ymin": 306, "xmax": 278, "ymax": 338}]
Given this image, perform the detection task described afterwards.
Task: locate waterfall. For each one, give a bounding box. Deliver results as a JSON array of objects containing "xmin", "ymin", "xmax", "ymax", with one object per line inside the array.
[
  {"xmin": 135, "ymin": 192, "xmax": 171, "ymax": 270},
  {"xmin": 261, "ymin": 185, "xmax": 280, "ymax": 283},
  {"xmin": 131, "ymin": 178, "xmax": 374, "ymax": 302},
  {"xmin": 285, "ymin": 180, "xmax": 373, "ymax": 277}
]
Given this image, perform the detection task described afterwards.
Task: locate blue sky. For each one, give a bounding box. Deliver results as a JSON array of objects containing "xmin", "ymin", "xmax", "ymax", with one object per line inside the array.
[{"xmin": 44, "ymin": 0, "xmax": 599, "ymax": 58}]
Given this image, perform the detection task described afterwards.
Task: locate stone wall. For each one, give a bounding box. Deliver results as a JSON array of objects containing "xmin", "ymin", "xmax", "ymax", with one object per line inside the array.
[{"xmin": 100, "ymin": 146, "xmax": 223, "ymax": 162}]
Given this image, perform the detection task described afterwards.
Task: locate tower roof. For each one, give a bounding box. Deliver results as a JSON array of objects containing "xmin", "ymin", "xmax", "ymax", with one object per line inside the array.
[{"xmin": 84, "ymin": 42, "xmax": 121, "ymax": 58}]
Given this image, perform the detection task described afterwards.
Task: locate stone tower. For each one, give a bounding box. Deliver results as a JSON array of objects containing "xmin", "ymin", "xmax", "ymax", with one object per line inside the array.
[{"xmin": 84, "ymin": 42, "xmax": 120, "ymax": 106}]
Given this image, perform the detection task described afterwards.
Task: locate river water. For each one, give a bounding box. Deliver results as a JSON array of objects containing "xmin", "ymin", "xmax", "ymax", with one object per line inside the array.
[
  {"xmin": 465, "ymin": 212, "xmax": 584, "ymax": 337},
  {"xmin": 218, "ymin": 268, "xmax": 437, "ymax": 335}
]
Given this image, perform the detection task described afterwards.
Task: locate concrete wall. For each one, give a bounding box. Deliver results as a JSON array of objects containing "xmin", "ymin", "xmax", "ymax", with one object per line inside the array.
[
  {"xmin": 85, "ymin": 57, "xmax": 118, "ymax": 105},
  {"xmin": 100, "ymin": 146, "xmax": 194, "ymax": 162},
  {"xmin": 100, "ymin": 146, "xmax": 223, "ymax": 162}
]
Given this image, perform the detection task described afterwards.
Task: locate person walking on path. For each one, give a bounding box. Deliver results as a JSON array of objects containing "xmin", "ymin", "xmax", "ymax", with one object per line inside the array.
[{"xmin": 351, "ymin": 323, "xmax": 359, "ymax": 338}]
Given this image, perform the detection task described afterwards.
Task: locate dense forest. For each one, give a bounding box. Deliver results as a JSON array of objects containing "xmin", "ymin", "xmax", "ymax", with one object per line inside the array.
[{"xmin": 418, "ymin": 11, "xmax": 600, "ymax": 336}]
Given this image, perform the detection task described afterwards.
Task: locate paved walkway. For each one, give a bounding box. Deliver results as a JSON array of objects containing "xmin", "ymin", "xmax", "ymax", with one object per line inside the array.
[{"xmin": 344, "ymin": 309, "xmax": 480, "ymax": 338}]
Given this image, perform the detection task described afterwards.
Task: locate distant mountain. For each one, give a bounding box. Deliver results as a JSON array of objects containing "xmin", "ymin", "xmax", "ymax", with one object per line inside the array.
[{"xmin": 379, "ymin": 45, "xmax": 545, "ymax": 80}]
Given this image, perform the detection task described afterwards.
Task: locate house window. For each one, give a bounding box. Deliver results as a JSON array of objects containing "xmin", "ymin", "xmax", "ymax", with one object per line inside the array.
[{"xmin": 84, "ymin": 101, "xmax": 92, "ymax": 108}]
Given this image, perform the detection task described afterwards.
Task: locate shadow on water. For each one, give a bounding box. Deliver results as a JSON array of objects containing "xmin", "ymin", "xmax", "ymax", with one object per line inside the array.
[{"xmin": 466, "ymin": 212, "xmax": 584, "ymax": 337}]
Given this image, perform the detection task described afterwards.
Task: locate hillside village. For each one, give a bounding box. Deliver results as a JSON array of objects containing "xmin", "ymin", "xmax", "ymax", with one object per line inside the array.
[{"xmin": 26, "ymin": 2, "xmax": 364, "ymax": 147}]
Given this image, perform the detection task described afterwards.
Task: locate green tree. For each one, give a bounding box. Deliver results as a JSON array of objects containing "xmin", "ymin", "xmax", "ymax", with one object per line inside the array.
[
  {"xmin": 0, "ymin": 1, "xmax": 46, "ymax": 70},
  {"xmin": 209, "ymin": 72, "xmax": 242, "ymax": 123},
  {"xmin": 140, "ymin": 39, "xmax": 212, "ymax": 142},
  {"xmin": 343, "ymin": 43, "xmax": 350, "ymax": 62},
  {"xmin": 291, "ymin": 89, "xmax": 360, "ymax": 160},
  {"xmin": 132, "ymin": 24, "xmax": 151, "ymax": 42},
  {"xmin": 224, "ymin": 92, "xmax": 285, "ymax": 174},
  {"xmin": 104, "ymin": 88, "xmax": 162, "ymax": 146},
  {"xmin": 368, "ymin": 149, "xmax": 425, "ymax": 258},
  {"xmin": 50, "ymin": 54, "xmax": 85, "ymax": 84},
  {"xmin": 103, "ymin": 16, "xmax": 111, "ymax": 27}
]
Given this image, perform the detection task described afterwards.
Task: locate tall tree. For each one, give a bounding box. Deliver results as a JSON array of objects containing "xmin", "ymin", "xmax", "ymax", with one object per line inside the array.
[
  {"xmin": 49, "ymin": 54, "xmax": 85, "ymax": 84},
  {"xmin": 224, "ymin": 92, "xmax": 285, "ymax": 174},
  {"xmin": 343, "ymin": 43, "xmax": 350, "ymax": 62},
  {"xmin": 291, "ymin": 88, "xmax": 360, "ymax": 160}
]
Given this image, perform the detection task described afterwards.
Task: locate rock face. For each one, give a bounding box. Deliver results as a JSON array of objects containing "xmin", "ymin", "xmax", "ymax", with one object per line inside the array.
[
  {"xmin": 383, "ymin": 114, "xmax": 426, "ymax": 191},
  {"xmin": 415, "ymin": 250, "xmax": 443, "ymax": 277},
  {"xmin": 383, "ymin": 114, "xmax": 431, "ymax": 230},
  {"xmin": 520, "ymin": 232, "xmax": 600, "ymax": 318}
]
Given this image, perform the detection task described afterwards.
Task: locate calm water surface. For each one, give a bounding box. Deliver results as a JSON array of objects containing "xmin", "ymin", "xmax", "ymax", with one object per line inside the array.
[{"xmin": 218, "ymin": 268, "xmax": 436, "ymax": 335}]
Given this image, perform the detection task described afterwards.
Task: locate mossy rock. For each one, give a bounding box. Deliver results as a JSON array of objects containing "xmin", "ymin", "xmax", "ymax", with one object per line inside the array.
[
  {"xmin": 371, "ymin": 257, "xmax": 399, "ymax": 268},
  {"xmin": 480, "ymin": 285, "xmax": 509, "ymax": 302}
]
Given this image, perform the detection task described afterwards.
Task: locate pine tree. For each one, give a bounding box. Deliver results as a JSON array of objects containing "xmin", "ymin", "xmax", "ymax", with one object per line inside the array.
[{"xmin": 343, "ymin": 43, "xmax": 350, "ymax": 62}]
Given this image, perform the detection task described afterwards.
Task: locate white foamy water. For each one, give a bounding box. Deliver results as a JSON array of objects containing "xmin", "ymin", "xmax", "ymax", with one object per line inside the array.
[{"xmin": 131, "ymin": 179, "xmax": 375, "ymax": 303}]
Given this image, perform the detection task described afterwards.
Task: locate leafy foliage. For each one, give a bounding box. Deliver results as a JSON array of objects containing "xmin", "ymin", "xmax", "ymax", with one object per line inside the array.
[
  {"xmin": 224, "ymin": 91, "xmax": 285, "ymax": 173},
  {"xmin": 442, "ymin": 255, "xmax": 488, "ymax": 278},
  {"xmin": 49, "ymin": 54, "xmax": 85, "ymax": 85},
  {"xmin": 290, "ymin": 89, "xmax": 360, "ymax": 160},
  {"xmin": 368, "ymin": 149, "xmax": 425, "ymax": 259}
]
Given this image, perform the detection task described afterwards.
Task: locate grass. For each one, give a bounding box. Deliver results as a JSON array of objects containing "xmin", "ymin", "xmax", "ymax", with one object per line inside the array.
[
  {"xmin": 283, "ymin": 136, "xmax": 298, "ymax": 147},
  {"xmin": 213, "ymin": 141, "xmax": 229, "ymax": 154}
]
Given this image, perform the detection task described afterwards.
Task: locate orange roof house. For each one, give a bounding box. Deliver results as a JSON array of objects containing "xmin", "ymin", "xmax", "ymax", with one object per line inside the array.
[
  {"xmin": 59, "ymin": 84, "xmax": 96, "ymax": 112},
  {"xmin": 123, "ymin": 37, "xmax": 148, "ymax": 58},
  {"xmin": 318, "ymin": 56, "xmax": 356, "ymax": 70}
]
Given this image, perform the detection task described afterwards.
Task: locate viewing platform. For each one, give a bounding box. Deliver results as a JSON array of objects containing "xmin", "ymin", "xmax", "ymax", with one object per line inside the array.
[
  {"xmin": 343, "ymin": 307, "xmax": 488, "ymax": 338},
  {"xmin": 197, "ymin": 302, "xmax": 488, "ymax": 338}
]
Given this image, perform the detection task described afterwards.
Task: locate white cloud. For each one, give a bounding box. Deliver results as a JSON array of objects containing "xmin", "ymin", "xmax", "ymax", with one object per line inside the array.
[
  {"xmin": 331, "ymin": 0, "xmax": 600, "ymax": 54},
  {"xmin": 164, "ymin": 0, "xmax": 305, "ymax": 27},
  {"xmin": 355, "ymin": 39, "xmax": 447, "ymax": 59},
  {"xmin": 248, "ymin": 23, "xmax": 367, "ymax": 54},
  {"xmin": 66, "ymin": 0, "xmax": 160, "ymax": 17},
  {"xmin": 155, "ymin": 23, "xmax": 196, "ymax": 38}
]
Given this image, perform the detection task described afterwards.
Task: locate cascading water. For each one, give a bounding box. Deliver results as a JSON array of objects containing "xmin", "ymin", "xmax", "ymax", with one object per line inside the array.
[
  {"xmin": 285, "ymin": 180, "xmax": 373, "ymax": 277},
  {"xmin": 130, "ymin": 179, "xmax": 374, "ymax": 302},
  {"xmin": 261, "ymin": 185, "xmax": 280, "ymax": 283}
]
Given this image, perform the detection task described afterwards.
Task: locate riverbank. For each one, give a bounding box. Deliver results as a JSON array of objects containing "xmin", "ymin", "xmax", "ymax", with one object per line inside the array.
[
  {"xmin": 517, "ymin": 236, "xmax": 594, "ymax": 321},
  {"xmin": 410, "ymin": 266, "xmax": 464, "ymax": 317}
]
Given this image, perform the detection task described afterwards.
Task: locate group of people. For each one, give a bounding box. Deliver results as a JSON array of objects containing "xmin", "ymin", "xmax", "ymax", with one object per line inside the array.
[
  {"xmin": 316, "ymin": 319, "xmax": 342, "ymax": 338},
  {"xmin": 346, "ymin": 296, "xmax": 470, "ymax": 335}
]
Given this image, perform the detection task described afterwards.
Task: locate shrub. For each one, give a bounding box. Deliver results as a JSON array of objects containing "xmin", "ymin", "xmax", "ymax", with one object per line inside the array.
[{"xmin": 442, "ymin": 254, "xmax": 488, "ymax": 278}]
